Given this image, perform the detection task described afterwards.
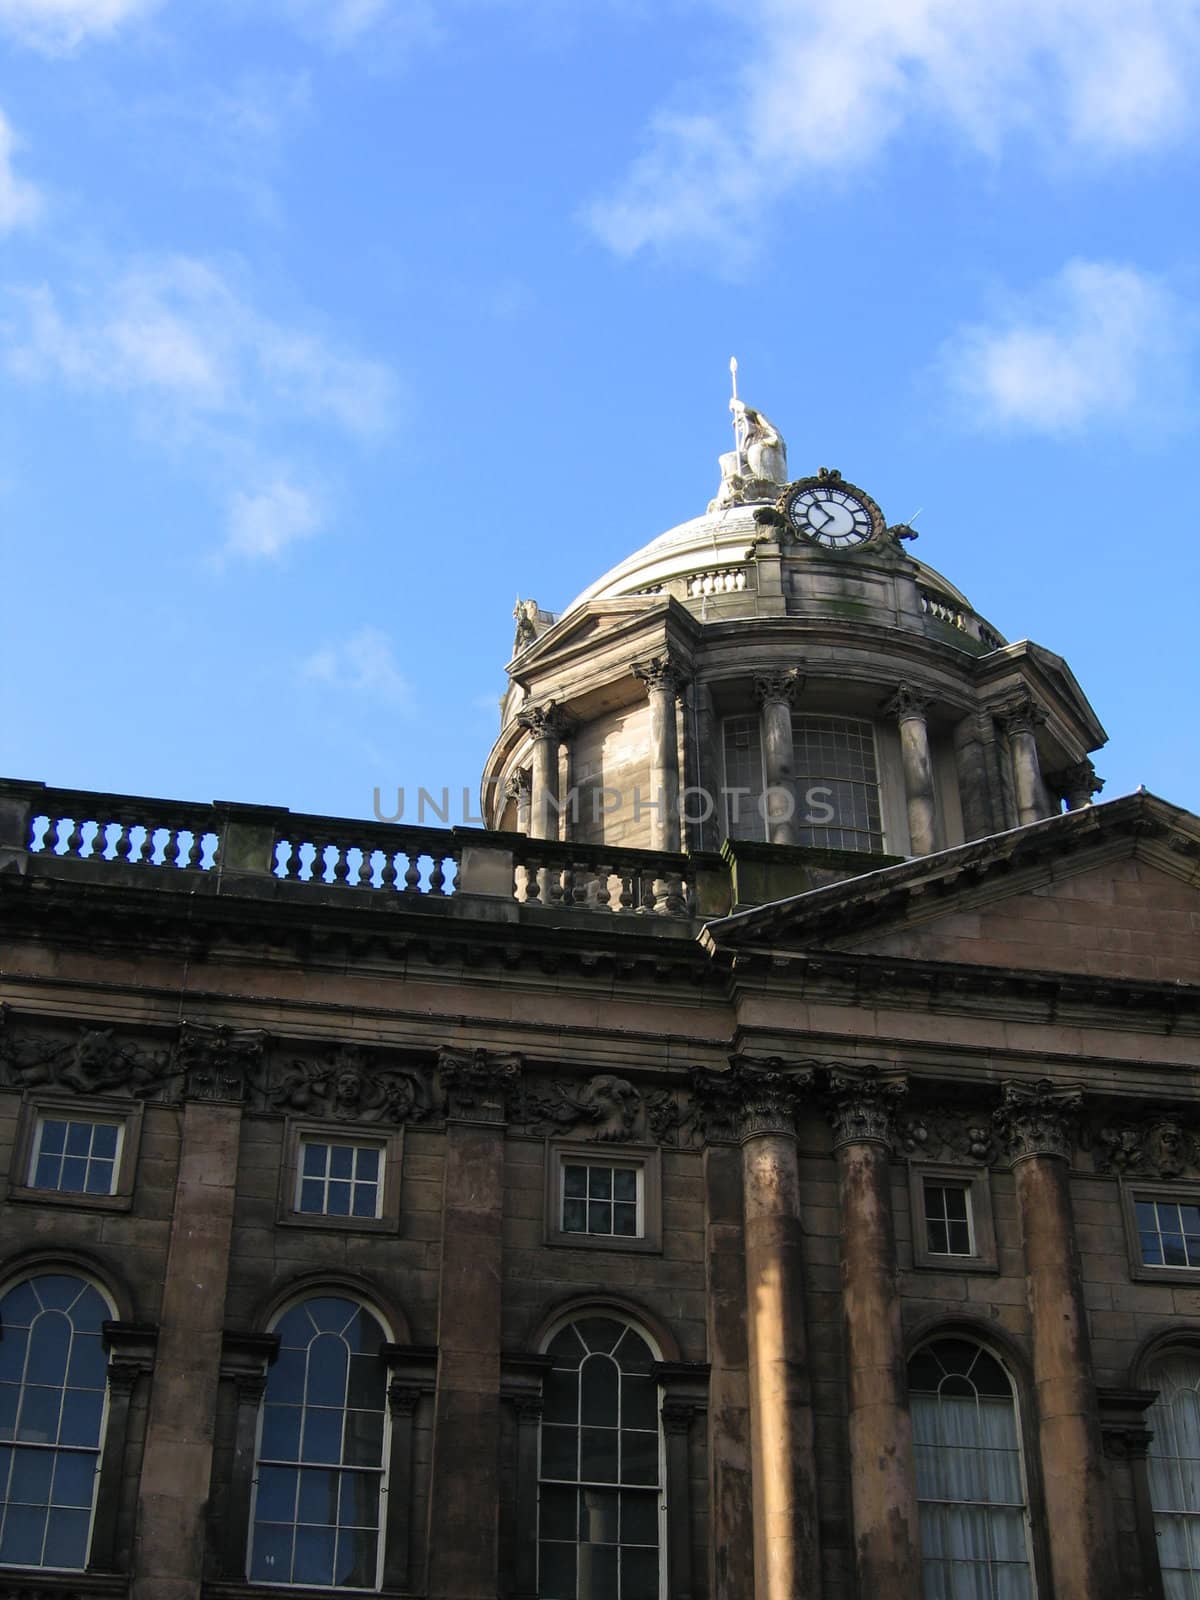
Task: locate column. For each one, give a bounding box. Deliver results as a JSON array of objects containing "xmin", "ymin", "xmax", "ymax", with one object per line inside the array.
[
  {"xmin": 651, "ymin": 1373, "xmax": 709, "ymax": 1600},
  {"xmin": 517, "ymin": 702, "xmax": 571, "ymax": 840},
  {"xmin": 633, "ymin": 654, "xmax": 690, "ymax": 853},
  {"xmin": 823, "ymin": 1066, "xmax": 920, "ymax": 1593},
  {"xmin": 696, "ymin": 1057, "xmax": 822, "ymax": 1600},
  {"xmin": 426, "ymin": 1046, "xmax": 522, "ymax": 1600},
  {"xmin": 1098, "ymin": 1389, "xmax": 1164, "ymax": 1600},
  {"xmin": 754, "ymin": 669, "xmax": 803, "ymax": 846},
  {"xmin": 88, "ymin": 1327, "xmax": 156, "ymax": 1575},
  {"xmin": 953, "ymin": 711, "xmax": 1001, "ymax": 840},
  {"xmin": 884, "ymin": 683, "xmax": 938, "ymax": 855},
  {"xmin": 1046, "ymin": 758, "xmax": 1105, "ymax": 813},
  {"xmin": 994, "ymin": 1079, "xmax": 1119, "ymax": 1600},
  {"xmin": 132, "ymin": 1022, "xmax": 265, "ymax": 1600},
  {"xmin": 1000, "ymin": 694, "xmax": 1051, "ymax": 826},
  {"xmin": 504, "ymin": 768, "xmax": 532, "ymax": 834}
]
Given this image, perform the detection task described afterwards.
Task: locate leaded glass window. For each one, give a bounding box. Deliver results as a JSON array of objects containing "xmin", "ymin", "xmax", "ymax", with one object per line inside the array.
[
  {"xmin": 909, "ymin": 1338, "xmax": 1034, "ymax": 1599},
  {"xmin": 539, "ymin": 1317, "xmax": 663, "ymax": 1600},
  {"xmin": 1146, "ymin": 1352, "xmax": 1200, "ymax": 1599},
  {"xmin": 791, "ymin": 715, "xmax": 883, "ymax": 852},
  {"xmin": 0, "ymin": 1273, "xmax": 112, "ymax": 1570},
  {"xmin": 250, "ymin": 1296, "xmax": 390, "ymax": 1589}
]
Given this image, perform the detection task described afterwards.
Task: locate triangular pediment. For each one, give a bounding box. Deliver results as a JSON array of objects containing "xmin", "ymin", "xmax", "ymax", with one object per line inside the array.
[
  {"xmin": 507, "ymin": 596, "xmax": 698, "ymax": 680},
  {"xmin": 704, "ymin": 793, "xmax": 1200, "ymax": 986}
]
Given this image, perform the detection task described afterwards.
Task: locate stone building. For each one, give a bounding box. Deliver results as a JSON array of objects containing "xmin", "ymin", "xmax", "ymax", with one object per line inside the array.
[{"xmin": 2, "ymin": 407, "xmax": 1200, "ymax": 1600}]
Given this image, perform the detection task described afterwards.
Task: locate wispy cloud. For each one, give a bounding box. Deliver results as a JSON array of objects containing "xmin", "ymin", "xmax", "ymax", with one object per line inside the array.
[
  {"xmin": 0, "ymin": 0, "xmax": 159, "ymax": 52},
  {"xmin": 226, "ymin": 478, "xmax": 322, "ymax": 561},
  {"xmin": 942, "ymin": 259, "xmax": 1195, "ymax": 436},
  {"xmin": 302, "ymin": 625, "xmax": 412, "ymax": 705},
  {"xmin": 587, "ymin": 0, "xmax": 1200, "ymax": 258},
  {"xmin": 0, "ymin": 110, "xmax": 44, "ymax": 233},
  {"xmin": 279, "ymin": 0, "xmax": 440, "ymax": 52}
]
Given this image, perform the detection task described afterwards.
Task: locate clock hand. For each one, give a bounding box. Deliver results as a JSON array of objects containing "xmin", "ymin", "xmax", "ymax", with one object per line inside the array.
[{"xmin": 807, "ymin": 503, "xmax": 833, "ymax": 529}]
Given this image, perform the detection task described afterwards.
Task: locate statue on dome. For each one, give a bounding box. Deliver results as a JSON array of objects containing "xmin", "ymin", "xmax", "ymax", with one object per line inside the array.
[{"xmin": 709, "ymin": 359, "xmax": 789, "ymax": 511}]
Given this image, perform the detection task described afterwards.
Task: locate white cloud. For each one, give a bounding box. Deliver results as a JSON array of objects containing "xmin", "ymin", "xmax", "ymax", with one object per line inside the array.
[
  {"xmin": 943, "ymin": 259, "xmax": 1194, "ymax": 435},
  {"xmin": 0, "ymin": 0, "xmax": 158, "ymax": 52},
  {"xmin": 279, "ymin": 0, "xmax": 440, "ymax": 51},
  {"xmin": 587, "ymin": 0, "xmax": 1200, "ymax": 256},
  {"xmin": 4, "ymin": 255, "xmax": 395, "ymax": 435},
  {"xmin": 226, "ymin": 478, "xmax": 322, "ymax": 560},
  {"xmin": 302, "ymin": 625, "xmax": 411, "ymax": 704},
  {"xmin": 0, "ymin": 110, "xmax": 43, "ymax": 232}
]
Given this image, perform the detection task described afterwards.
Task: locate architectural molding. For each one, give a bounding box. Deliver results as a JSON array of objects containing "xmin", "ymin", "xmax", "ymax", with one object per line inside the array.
[
  {"xmin": 438, "ymin": 1044, "xmax": 522, "ymax": 1122},
  {"xmin": 993, "ymin": 1078, "xmax": 1083, "ymax": 1165},
  {"xmin": 178, "ymin": 1020, "xmax": 268, "ymax": 1104},
  {"xmin": 691, "ymin": 1053, "xmax": 815, "ymax": 1141}
]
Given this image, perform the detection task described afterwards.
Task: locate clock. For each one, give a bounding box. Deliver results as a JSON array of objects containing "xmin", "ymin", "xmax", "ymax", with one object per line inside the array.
[{"xmin": 782, "ymin": 479, "xmax": 878, "ymax": 549}]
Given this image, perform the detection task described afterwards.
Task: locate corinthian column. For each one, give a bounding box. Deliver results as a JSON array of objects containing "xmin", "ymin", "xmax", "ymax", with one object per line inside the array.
[
  {"xmin": 516, "ymin": 701, "xmax": 571, "ymax": 840},
  {"xmin": 883, "ymin": 682, "xmax": 938, "ymax": 855},
  {"xmin": 994, "ymin": 1080, "xmax": 1118, "ymax": 1600},
  {"xmin": 754, "ymin": 668, "xmax": 803, "ymax": 845},
  {"xmin": 824, "ymin": 1065, "xmax": 920, "ymax": 1594},
  {"xmin": 633, "ymin": 654, "xmax": 689, "ymax": 852},
  {"xmin": 695, "ymin": 1057, "xmax": 822, "ymax": 1600},
  {"xmin": 1046, "ymin": 758, "xmax": 1105, "ymax": 813},
  {"xmin": 1000, "ymin": 694, "xmax": 1050, "ymax": 826}
]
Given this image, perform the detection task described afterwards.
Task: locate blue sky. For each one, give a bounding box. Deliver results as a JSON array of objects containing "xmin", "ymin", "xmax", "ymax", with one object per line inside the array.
[{"xmin": 1, "ymin": 0, "xmax": 1197, "ymax": 825}]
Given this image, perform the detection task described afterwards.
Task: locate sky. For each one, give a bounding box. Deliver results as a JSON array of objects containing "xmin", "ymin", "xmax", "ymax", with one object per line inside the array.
[{"xmin": 1, "ymin": 0, "xmax": 1198, "ymax": 827}]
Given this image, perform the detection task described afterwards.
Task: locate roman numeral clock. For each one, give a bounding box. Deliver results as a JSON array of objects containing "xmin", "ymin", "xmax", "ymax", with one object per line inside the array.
[{"xmin": 779, "ymin": 471, "xmax": 885, "ymax": 550}]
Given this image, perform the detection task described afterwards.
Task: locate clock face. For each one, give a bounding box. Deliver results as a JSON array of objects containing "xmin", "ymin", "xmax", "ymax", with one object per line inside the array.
[{"xmin": 785, "ymin": 485, "xmax": 875, "ymax": 549}]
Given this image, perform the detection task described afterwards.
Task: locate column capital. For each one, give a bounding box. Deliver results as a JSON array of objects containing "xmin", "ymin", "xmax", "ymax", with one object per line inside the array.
[
  {"xmin": 1046, "ymin": 757, "xmax": 1105, "ymax": 811},
  {"xmin": 823, "ymin": 1065, "xmax": 908, "ymax": 1148},
  {"xmin": 632, "ymin": 653, "xmax": 690, "ymax": 697},
  {"xmin": 178, "ymin": 1019, "xmax": 267, "ymax": 1104},
  {"xmin": 660, "ymin": 1399, "xmax": 698, "ymax": 1437},
  {"xmin": 504, "ymin": 768, "xmax": 531, "ymax": 802},
  {"xmin": 881, "ymin": 682, "xmax": 932, "ymax": 722},
  {"xmin": 998, "ymin": 692, "xmax": 1046, "ymax": 738},
  {"xmin": 754, "ymin": 667, "xmax": 804, "ymax": 708},
  {"xmin": 517, "ymin": 700, "xmax": 573, "ymax": 742},
  {"xmin": 993, "ymin": 1078, "xmax": 1083, "ymax": 1165},
  {"xmin": 438, "ymin": 1045, "xmax": 522, "ymax": 1123},
  {"xmin": 692, "ymin": 1053, "xmax": 816, "ymax": 1142}
]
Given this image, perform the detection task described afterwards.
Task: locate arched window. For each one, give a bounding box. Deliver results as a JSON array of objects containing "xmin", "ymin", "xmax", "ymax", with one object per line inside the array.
[
  {"xmin": 250, "ymin": 1295, "xmax": 391, "ymax": 1590},
  {"xmin": 908, "ymin": 1337, "xmax": 1035, "ymax": 1599},
  {"xmin": 1145, "ymin": 1350, "xmax": 1200, "ymax": 1597},
  {"xmin": 538, "ymin": 1315, "xmax": 663, "ymax": 1600},
  {"xmin": 0, "ymin": 1272, "xmax": 112, "ymax": 1570}
]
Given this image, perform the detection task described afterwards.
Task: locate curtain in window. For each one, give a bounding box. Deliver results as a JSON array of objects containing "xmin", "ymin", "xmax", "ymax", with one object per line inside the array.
[
  {"xmin": 909, "ymin": 1338, "xmax": 1034, "ymax": 1599},
  {"xmin": 0, "ymin": 1273, "xmax": 111, "ymax": 1570},
  {"xmin": 1146, "ymin": 1352, "xmax": 1200, "ymax": 1599},
  {"xmin": 250, "ymin": 1295, "xmax": 390, "ymax": 1589},
  {"xmin": 539, "ymin": 1316, "xmax": 662, "ymax": 1600}
]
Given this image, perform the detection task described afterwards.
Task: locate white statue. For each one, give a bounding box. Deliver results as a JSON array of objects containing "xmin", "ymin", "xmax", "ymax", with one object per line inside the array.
[{"xmin": 710, "ymin": 359, "xmax": 788, "ymax": 510}]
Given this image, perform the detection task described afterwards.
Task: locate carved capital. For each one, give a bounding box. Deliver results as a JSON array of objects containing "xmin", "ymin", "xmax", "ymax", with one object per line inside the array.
[
  {"xmin": 824, "ymin": 1065, "xmax": 908, "ymax": 1148},
  {"xmin": 881, "ymin": 682, "xmax": 932, "ymax": 723},
  {"xmin": 513, "ymin": 1394, "xmax": 544, "ymax": 1425},
  {"xmin": 106, "ymin": 1360, "xmax": 144, "ymax": 1399},
  {"xmin": 753, "ymin": 668, "xmax": 804, "ymax": 709},
  {"xmin": 1046, "ymin": 758, "xmax": 1105, "ymax": 811},
  {"xmin": 504, "ymin": 768, "xmax": 532, "ymax": 803},
  {"xmin": 1102, "ymin": 1425, "xmax": 1153, "ymax": 1462},
  {"xmin": 387, "ymin": 1381, "xmax": 422, "ymax": 1418},
  {"xmin": 632, "ymin": 654, "xmax": 689, "ymax": 698},
  {"xmin": 517, "ymin": 701, "xmax": 572, "ymax": 743},
  {"xmin": 999, "ymin": 693, "xmax": 1046, "ymax": 738},
  {"xmin": 993, "ymin": 1079, "xmax": 1083, "ymax": 1165},
  {"xmin": 233, "ymin": 1372, "xmax": 268, "ymax": 1407},
  {"xmin": 692, "ymin": 1054, "xmax": 815, "ymax": 1142},
  {"xmin": 179, "ymin": 1021, "xmax": 267, "ymax": 1104},
  {"xmin": 660, "ymin": 1400, "xmax": 696, "ymax": 1437},
  {"xmin": 438, "ymin": 1046, "xmax": 522, "ymax": 1123}
]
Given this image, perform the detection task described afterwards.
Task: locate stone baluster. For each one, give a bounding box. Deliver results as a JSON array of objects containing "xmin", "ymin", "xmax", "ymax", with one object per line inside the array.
[
  {"xmin": 993, "ymin": 1079, "xmax": 1119, "ymax": 1600},
  {"xmin": 633, "ymin": 654, "xmax": 690, "ymax": 853},
  {"xmin": 754, "ymin": 669, "xmax": 803, "ymax": 846},
  {"xmin": 883, "ymin": 683, "xmax": 939, "ymax": 855},
  {"xmin": 823, "ymin": 1065, "xmax": 920, "ymax": 1593},
  {"xmin": 1046, "ymin": 757, "xmax": 1105, "ymax": 813},
  {"xmin": 517, "ymin": 702, "xmax": 572, "ymax": 841},
  {"xmin": 695, "ymin": 1058, "xmax": 822, "ymax": 1600},
  {"xmin": 1000, "ymin": 694, "xmax": 1051, "ymax": 826}
]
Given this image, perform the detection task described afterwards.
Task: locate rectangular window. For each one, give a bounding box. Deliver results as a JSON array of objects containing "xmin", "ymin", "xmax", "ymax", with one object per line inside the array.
[
  {"xmin": 923, "ymin": 1180, "xmax": 974, "ymax": 1256},
  {"xmin": 721, "ymin": 716, "xmax": 767, "ymax": 842},
  {"xmin": 1136, "ymin": 1198, "xmax": 1200, "ymax": 1269},
  {"xmin": 28, "ymin": 1116, "xmax": 123, "ymax": 1196},
  {"xmin": 791, "ymin": 715, "xmax": 884, "ymax": 852},
  {"xmin": 561, "ymin": 1162, "xmax": 642, "ymax": 1238},
  {"xmin": 295, "ymin": 1140, "xmax": 383, "ymax": 1220}
]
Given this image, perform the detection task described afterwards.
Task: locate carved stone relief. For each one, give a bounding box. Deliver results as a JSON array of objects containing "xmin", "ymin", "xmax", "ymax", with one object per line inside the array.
[
  {"xmin": 1090, "ymin": 1114, "xmax": 1200, "ymax": 1178},
  {"xmin": 898, "ymin": 1108, "xmax": 997, "ymax": 1165},
  {"xmin": 0, "ymin": 1020, "xmax": 174, "ymax": 1099},
  {"xmin": 268, "ymin": 1042, "xmax": 429, "ymax": 1125}
]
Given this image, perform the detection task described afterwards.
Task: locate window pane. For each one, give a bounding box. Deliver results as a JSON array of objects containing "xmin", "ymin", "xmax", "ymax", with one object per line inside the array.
[
  {"xmin": 581, "ymin": 1358, "xmax": 618, "ymax": 1425},
  {"xmin": 251, "ymin": 1521, "xmax": 293, "ymax": 1582},
  {"xmin": 90, "ymin": 1124, "xmax": 119, "ymax": 1160},
  {"xmin": 540, "ymin": 1485, "xmax": 576, "ymax": 1541},
  {"xmin": 621, "ymin": 1490, "xmax": 659, "ymax": 1545},
  {"xmin": 579, "ymin": 1540, "xmax": 618, "ymax": 1600},
  {"xmin": 563, "ymin": 1199, "xmax": 587, "ymax": 1233},
  {"xmin": 59, "ymin": 1389, "xmax": 104, "ymax": 1448},
  {"xmin": 256, "ymin": 1465, "xmax": 298, "ymax": 1524},
  {"xmin": 579, "ymin": 1487, "xmax": 619, "ymax": 1543},
  {"xmin": 10, "ymin": 1446, "xmax": 54, "ymax": 1504},
  {"xmin": 581, "ymin": 1428, "xmax": 619, "ymax": 1482},
  {"xmin": 335, "ymin": 1525, "xmax": 379, "ymax": 1587},
  {"xmin": 299, "ymin": 1178, "xmax": 325, "ymax": 1213},
  {"xmin": 352, "ymin": 1183, "xmax": 377, "ymax": 1218},
  {"xmin": 540, "ymin": 1540, "xmax": 576, "ymax": 1599},
  {"xmin": 302, "ymin": 1142, "xmax": 327, "ymax": 1177},
  {"xmin": 45, "ymin": 1507, "xmax": 91, "ymax": 1568},
  {"xmin": 613, "ymin": 1170, "xmax": 637, "ymax": 1202},
  {"xmin": 544, "ymin": 1370, "xmax": 579, "ymax": 1425},
  {"xmin": 306, "ymin": 1335, "xmax": 348, "ymax": 1408},
  {"xmin": 0, "ymin": 1503, "xmax": 47, "ymax": 1564},
  {"xmin": 355, "ymin": 1148, "xmax": 380, "ymax": 1181},
  {"xmin": 39, "ymin": 1121, "xmax": 67, "ymax": 1156},
  {"xmin": 621, "ymin": 1376, "xmax": 658, "ymax": 1431},
  {"xmin": 338, "ymin": 1471, "xmax": 380, "ymax": 1529},
  {"xmin": 343, "ymin": 1409, "xmax": 384, "ymax": 1468},
  {"xmin": 64, "ymin": 1123, "xmax": 92, "ymax": 1157},
  {"xmin": 564, "ymin": 1166, "xmax": 588, "ymax": 1199},
  {"xmin": 326, "ymin": 1181, "xmax": 352, "ymax": 1216},
  {"xmin": 298, "ymin": 1466, "xmax": 339, "ymax": 1526},
  {"xmin": 329, "ymin": 1146, "xmax": 354, "ymax": 1179},
  {"xmin": 25, "ymin": 1315, "xmax": 70, "ymax": 1385},
  {"xmin": 50, "ymin": 1450, "xmax": 96, "ymax": 1507},
  {"xmin": 622, "ymin": 1545, "xmax": 659, "ymax": 1600},
  {"xmin": 589, "ymin": 1168, "xmax": 613, "ymax": 1200},
  {"xmin": 613, "ymin": 1203, "xmax": 638, "ymax": 1237},
  {"xmin": 588, "ymin": 1202, "xmax": 612, "ymax": 1234},
  {"xmin": 294, "ymin": 1524, "xmax": 337, "ymax": 1585},
  {"xmin": 621, "ymin": 1430, "xmax": 658, "ymax": 1486},
  {"xmin": 541, "ymin": 1425, "xmax": 578, "ymax": 1479}
]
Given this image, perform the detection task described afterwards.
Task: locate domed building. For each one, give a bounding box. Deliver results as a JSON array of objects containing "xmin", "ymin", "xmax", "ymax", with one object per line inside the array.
[{"xmin": 0, "ymin": 399, "xmax": 1199, "ymax": 1600}]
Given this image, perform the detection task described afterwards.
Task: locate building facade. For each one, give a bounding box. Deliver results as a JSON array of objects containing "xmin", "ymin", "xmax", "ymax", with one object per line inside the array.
[{"xmin": 2, "ymin": 415, "xmax": 1200, "ymax": 1600}]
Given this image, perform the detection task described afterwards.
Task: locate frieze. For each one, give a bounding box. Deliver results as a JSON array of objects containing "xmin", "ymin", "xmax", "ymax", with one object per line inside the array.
[
  {"xmin": 993, "ymin": 1078, "xmax": 1083, "ymax": 1165},
  {"xmin": 268, "ymin": 1042, "xmax": 430, "ymax": 1125},
  {"xmin": 1090, "ymin": 1114, "xmax": 1199, "ymax": 1179},
  {"xmin": 0, "ymin": 1020, "xmax": 173, "ymax": 1099},
  {"xmin": 438, "ymin": 1045, "xmax": 522, "ymax": 1123},
  {"xmin": 824, "ymin": 1065, "xmax": 908, "ymax": 1149},
  {"xmin": 511, "ymin": 1073, "xmax": 643, "ymax": 1141},
  {"xmin": 898, "ymin": 1107, "xmax": 997, "ymax": 1165},
  {"xmin": 179, "ymin": 1021, "xmax": 267, "ymax": 1104}
]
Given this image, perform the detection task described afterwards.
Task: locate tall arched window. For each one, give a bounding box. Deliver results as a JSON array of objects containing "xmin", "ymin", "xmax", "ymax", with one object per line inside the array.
[
  {"xmin": 250, "ymin": 1295, "xmax": 391, "ymax": 1590},
  {"xmin": 1145, "ymin": 1350, "xmax": 1200, "ymax": 1598},
  {"xmin": 908, "ymin": 1337, "xmax": 1035, "ymax": 1599},
  {"xmin": 0, "ymin": 1272, "xmax": 112, "ymax": 1570},
  {"xmin": 538, "ymin": 1315, "xmax": 663, "ymax": 1600}
]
